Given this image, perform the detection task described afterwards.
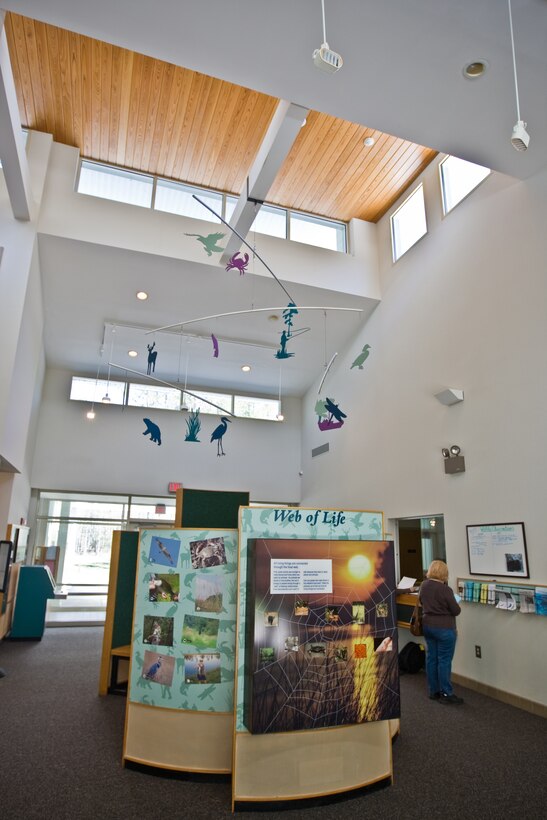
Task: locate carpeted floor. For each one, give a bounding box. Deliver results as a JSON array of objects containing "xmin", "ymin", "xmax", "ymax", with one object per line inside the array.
[{"xmin": 0, "ymin": 627, "xmax": 545, "ymax": 819}]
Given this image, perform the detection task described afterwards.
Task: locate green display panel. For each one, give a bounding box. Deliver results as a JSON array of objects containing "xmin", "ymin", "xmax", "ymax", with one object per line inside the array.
[
  {"xmin": 111, "ymin": 531, "xmax": 139, "ymax": 649},
  {"xmin": 180, "ymin": 489, "xmax": 249, "ymax": 529},
  {"xmin": 129, "ymin": 528, "xmax": 237, "ymax": 712}
]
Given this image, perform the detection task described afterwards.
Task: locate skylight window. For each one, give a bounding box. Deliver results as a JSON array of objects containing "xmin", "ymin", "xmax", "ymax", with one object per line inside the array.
[
  {"xmin": 75, "ymin": 160, "xmax": 348, "ymax": 252},
  {"xmin": 233, "ymin": 396, "xmax": 281, "ymax": 421},
  {"xmin": 154, "ymin": 179, "xmax": 222, "ymax": 222},
  {"xmin": 70, "ymin": 377, "xmax": 284, "ymax": 421},
  {"xmin": 78, "ymin": 161, "xmax": 153, "ymax": 207},
  {"xmin": 70, "ymin": 377, "xmax": 126, "ymax": 405},
  {"xmin": 182, "ymin": 390, "xmax": 233, "ymax": 416},
  {"xmin": 440, "ymin": 155, "xmax": 490, "ymax": 215},
  {"xmin": 251, "ymin": 204, "xmax": 287, "ymax": 239},
  {"xmin": 290, "ymin": 211, "xmax": 346, "ymax": 252},
  {"xmin": 128, "ymin": 383, "xmax": 182, "ymax": 410},
  {"xmin": 391, "ymin": 184, "xmax": 427, "ymax": 262}
]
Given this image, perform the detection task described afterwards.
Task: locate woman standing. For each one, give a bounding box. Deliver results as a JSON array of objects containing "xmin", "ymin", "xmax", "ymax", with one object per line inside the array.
[{"xmin": 419, "ymin": 559, "xmax": 463, "ymax": 704}]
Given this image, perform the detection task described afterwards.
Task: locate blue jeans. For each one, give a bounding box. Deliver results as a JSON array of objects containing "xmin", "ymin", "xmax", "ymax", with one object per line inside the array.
[{"xmin": 423, "ymin": 626, "xmax": 457, "ymax": 696}]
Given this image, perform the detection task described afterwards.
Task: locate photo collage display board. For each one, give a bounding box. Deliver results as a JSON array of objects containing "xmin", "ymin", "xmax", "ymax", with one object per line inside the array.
[
  {"xmin": 235, "ymin": 507, "xmax": 399, "ymax": 734},
  {"xmin": 129, "ymin": 528, "xmax": 237, "ymax": 712}
]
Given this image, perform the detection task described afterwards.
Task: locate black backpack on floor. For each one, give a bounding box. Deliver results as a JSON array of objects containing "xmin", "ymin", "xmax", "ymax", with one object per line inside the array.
[{"xmin": 398, "ymin": 641, "xmax": 425, "ymax": 674}]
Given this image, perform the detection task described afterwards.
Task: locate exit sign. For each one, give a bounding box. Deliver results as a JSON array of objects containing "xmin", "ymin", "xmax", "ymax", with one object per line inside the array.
[{"xmin": 168, "ymin": 482, "xmax": 183, "ymax": 493}]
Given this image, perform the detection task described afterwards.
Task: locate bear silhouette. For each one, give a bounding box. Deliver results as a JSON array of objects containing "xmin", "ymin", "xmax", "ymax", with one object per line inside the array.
[{"xmin": 143, "ymin": 418, "xmax": 162, "ymax": 445}]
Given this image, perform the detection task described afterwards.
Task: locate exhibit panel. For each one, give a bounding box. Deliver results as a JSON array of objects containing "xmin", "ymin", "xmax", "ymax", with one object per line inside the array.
[
  {"xmin": 123, "ymin": 527, "xmax": 238, "ymax": 771},
  {"xmin": 233, "ymin": 506, "xmax": 398, "ymax": 805}
]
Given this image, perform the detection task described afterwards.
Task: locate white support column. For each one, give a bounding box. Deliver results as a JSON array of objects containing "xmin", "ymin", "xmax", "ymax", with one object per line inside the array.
[
  {"xmin": 220, "ymin": 100, "xmax": 308, "ymax": 265},
  {"xmin": 0, "ymin": 12, "xmax": 33, "ymax": 221}
]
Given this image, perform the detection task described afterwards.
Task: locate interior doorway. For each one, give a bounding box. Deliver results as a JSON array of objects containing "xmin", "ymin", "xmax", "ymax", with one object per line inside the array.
[{"xmin": 397, "ymin": 515, "xmax": 446, "ymax": 584}]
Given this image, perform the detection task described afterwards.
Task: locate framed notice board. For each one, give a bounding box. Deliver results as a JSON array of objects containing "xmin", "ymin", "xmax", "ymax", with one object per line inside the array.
[{"xmin": 466, "ymin": 522, "xmax": 529, "ymax": 577}]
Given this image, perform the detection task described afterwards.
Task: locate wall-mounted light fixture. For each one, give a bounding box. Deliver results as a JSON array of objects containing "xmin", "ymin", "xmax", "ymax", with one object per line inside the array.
[
  {"xmin": 435, "ymin": 388, "xmax": 464, "ymax": 406},
  {"xmin": 442, "ymin": 445, "xmax": 466, "ymax": 474}
]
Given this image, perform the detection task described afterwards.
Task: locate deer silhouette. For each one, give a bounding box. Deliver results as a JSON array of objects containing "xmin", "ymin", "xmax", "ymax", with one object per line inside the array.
[{"xmin": 147, "ymin": 342, "xmax": 157, "ymax": 375}]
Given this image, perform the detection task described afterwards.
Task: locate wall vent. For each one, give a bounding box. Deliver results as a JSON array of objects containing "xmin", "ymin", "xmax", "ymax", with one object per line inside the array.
[{"xmin": 312, "ymin": 443, "xmax": 330, "ymax": 458}]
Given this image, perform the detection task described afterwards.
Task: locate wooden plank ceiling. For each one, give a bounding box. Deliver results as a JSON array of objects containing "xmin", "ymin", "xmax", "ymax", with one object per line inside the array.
[{"xmin": 5, "ymin": 12, "xmax": 437, "ymax": 223}]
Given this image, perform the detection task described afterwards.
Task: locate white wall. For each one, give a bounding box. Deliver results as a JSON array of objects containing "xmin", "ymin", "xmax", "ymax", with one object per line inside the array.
[
  {"xmin": 3, "ymin": 243, "xmax": 46, "ymax": 524},
  {"xmin": 300, "ymin": 159, "xmax": 547, "ymax": 706},
  {"xmin": 0, "ymin": 132, "xmax": 49, "ymax": 533},
  {"xmin": 31, "ymin": 368, "xmax": 302, "ymax": 502}
]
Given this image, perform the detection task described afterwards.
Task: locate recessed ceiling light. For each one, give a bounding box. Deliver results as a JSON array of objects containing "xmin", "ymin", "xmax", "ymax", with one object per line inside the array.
[
  {"xmin": 363, "ymin": 136, "xmax": 375, "ymax": 147},
  {"xmin": 128, "ymin": 350, "xmax": 138, "ymax": 358},
  {"xmin": 136, "ymin": 291, "xmax": 148, "ymax": 300},
  {"xmin": 241, "ymin": 365, "xmax": 251, "ymax": 373},
  {"xmin": 463, "ymin": 60, "xmax": 488, "ymax": 79}
]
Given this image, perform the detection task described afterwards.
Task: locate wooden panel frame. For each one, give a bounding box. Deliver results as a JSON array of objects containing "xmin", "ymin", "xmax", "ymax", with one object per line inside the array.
[
  {"xmin": 233, "ymin": 721, "xmax": 392, "ymax": 804},
  {"xmin": 124, "ymin": 703, "xmax": 233, "ymax": 773}
]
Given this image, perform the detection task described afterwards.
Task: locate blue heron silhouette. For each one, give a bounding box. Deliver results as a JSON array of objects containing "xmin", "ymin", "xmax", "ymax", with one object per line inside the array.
[{"xmin": 210, "ymin": 416, "xmax": 231, "ymax": 456}]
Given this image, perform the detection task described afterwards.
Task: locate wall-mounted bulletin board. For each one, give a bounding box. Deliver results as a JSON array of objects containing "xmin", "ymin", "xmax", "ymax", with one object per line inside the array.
[{"xmin": 466, "ymin": 522, "xmax": 529, "ymax": 578}]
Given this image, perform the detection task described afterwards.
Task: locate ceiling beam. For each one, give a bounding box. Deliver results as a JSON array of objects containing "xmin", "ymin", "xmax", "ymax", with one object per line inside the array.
[
  {"xmin": 0, "ymin": 12, "xmax": 32, "ymax": 221},
  {"xmin": 220, "ymin": 100, "xmax": 308, "ymax": 266}
]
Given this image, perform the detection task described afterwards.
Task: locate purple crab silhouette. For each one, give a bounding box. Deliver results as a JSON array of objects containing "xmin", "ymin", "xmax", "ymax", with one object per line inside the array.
[{"xmin": 225, "ymin": 252, "xmax": 249, "ymax": 275}]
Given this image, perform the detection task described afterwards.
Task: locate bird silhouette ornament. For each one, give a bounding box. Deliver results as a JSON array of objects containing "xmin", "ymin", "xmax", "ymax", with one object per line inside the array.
[
  {"xmin": 317, "ymin": 396, "xmax": 347, "ymax": 431},
  {"xmin": 351, "ymin": 344, "xmax": 371, "ymax": 370},
  {"xmin": 185, "ymin": 232, "xmax": 225, "ymax": 256},
  {"xmin": 210, "ymin": 416, "xmax": 231, "ymax": 456}
]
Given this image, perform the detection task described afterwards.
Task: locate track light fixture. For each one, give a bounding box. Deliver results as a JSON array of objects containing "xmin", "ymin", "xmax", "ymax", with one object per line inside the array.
[
  {"xmin": 312, "ymin": 0, "xmax": 343, "ymax": 73},
  {"xmin": 508, "ymin": 0, "xmax": 529, "ymax": 151}
]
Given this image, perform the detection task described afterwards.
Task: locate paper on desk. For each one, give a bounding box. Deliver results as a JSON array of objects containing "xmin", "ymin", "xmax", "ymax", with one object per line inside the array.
[{"xmin": 397, "ymin": 576, "xmax": 417, "ymax": 591}]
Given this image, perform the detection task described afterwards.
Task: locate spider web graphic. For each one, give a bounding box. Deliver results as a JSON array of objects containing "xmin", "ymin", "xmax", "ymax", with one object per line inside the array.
[{"xmin": 245, "ymin": 538, "xmax": 400, "ymax": 734}]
